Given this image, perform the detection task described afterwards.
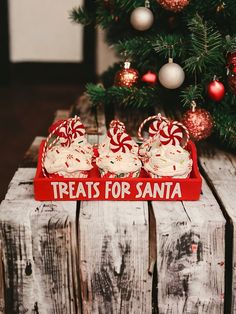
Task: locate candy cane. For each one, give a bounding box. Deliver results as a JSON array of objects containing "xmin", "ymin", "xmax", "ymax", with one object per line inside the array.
[
  {"xmin": 138, "ymin": 114, "xmax": 169, "ymax": 141},
  {"xmin": 110, "ymin": 132, "xmax": 133, "ymax": 153}
]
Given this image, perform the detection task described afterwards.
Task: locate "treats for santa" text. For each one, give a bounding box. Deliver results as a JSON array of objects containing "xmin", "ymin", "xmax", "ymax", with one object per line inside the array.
[{"xmin": 50, "ymin": 181, "xmax": 182, "ymax": 200}]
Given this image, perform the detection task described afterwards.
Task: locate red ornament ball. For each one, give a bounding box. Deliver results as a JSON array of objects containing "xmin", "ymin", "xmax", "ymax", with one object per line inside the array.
[
  {"xmin": 141, "ymin": 71, "xmax": 158, "ymax": 84},
  {"xmin": 228, "ymin": 74, "xmax": 236, "ymax": 95},
  {"xmin": 114, "ymin": 63, "xmax": 139, "ymax": 88},
  {"xmin": 181, "ymin": 108, "xmax": 214, "ymax": 142},
  {"xmin": 207, "ymin": 79, "xmax": 225, "ymax": 102},
  {"xmin": 227, "ymin": 51, "xmax": 236, "ymax": 68},
  {"xmin": 157, "ymin": 0, "xmax": 190, "ymax": 12}
]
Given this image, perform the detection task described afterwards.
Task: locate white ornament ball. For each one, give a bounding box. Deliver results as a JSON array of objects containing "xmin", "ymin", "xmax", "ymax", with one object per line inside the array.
[
  {"xmin": 130, "ymin": 7, "xmax": 154, "ymax": 31},
  {"xmin": 159, "ymin": 62, "xmax": 185, "ymax": 89}
]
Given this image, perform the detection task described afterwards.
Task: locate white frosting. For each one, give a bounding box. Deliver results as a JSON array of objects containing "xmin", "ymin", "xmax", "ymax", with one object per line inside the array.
[
  {"xmin": 143, "ymin": 145, "xmax": 192, "ymax": 178},
  {"xmin": 58, "ymin": 135, "xmax": 94, "ymax": 157},
  {"xmin": 96, "ymin": 152, "xmax": 141, "ymax": 175},
  {"xmin": 139, "ymin": 134, "xmax": 161, "ymax": 158},
  {"xmin": 44, "ymin": 145, "xmax": 93, "ymax": 177}
]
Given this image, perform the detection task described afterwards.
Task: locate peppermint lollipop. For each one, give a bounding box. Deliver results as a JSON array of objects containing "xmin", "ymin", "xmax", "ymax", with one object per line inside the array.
[
  {"xmin": 109, "ymin": 120, "xmax": 126, "ymax": 131},
  {"xmin": 107, "ymin": 128, "xmax": 120, "ymax": 139},
  {"xmin": 149, "ymin": 120, "xmax": 168, "ymax": 137},
  {"xmin": 159, "ymin": 123, "xmax": 184, "ymax": 146},
  {"xmin": 110, "ymin": 132, "xmax": 133, "ymax": 153},
  {"xmin": 68, "ymin": 117, "xmax": 86, "ymax": 141}
]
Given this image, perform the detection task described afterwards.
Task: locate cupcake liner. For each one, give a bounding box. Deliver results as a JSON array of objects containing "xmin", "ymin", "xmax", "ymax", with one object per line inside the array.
[
  {"xmin": 99, "ymin": 169, "xmax": 140, "ymax": 178},
  {"xmin": 144, "ymin": 167, "xmax": 191, "ymax": 179},
  {"xmin": 53, "ymin": 170, "xmax": 89, "ymax": 179}
]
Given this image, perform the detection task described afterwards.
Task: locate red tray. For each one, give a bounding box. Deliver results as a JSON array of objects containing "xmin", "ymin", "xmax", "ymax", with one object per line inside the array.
[{"xmin": 34, "ymin": 140, "xmax": 202, "ymax": 201}]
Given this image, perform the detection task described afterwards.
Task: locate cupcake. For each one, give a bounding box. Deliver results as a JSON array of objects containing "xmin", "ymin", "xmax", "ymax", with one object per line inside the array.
[
  {"xmin": 138, "ymin": 114, "xmax": 192, "ymax": 178},
  {"xmin": 44, "ymin": 145, "xmax": 93, "ymax": 178},
  {"xmin": 143, "ymin": 145, "xmax": 193, "ymax": 178},
  {"xmin": 43, "ymin": 116, "xmax": 93, "ymax": 178},
  {"xmin": 96, "ymin": 125, "xmax": 142, "ymax": 178}
]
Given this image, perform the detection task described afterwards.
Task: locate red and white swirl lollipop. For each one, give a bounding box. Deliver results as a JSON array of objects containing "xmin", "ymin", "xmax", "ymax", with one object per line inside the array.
[
  {"xmin": 159, "ymin": 123, "xmax": 184, "ymax": 146},
  {"xmin": 109, "ymin": 120, "xmax": 125, "ymax": 131},
  {"xmin": 107, "ymin": 128, "xmax": 120, "ymax": 139},
  {"xmin": 69, "ymin": 117, "xmax": 85, "ymax": 141},
  {"xmin": 149, "ymin": 120, "xmax": 168, "ymax": 137},
  {"xmin": 110, "ymin": 132, "xmax": 133, "ymax": 153}
]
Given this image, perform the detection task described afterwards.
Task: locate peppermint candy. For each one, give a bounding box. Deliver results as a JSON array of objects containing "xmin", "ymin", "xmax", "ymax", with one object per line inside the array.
[
  {"xmin": 69, "ymin": 118, "xmax": 86, "ymax": 140},
  {"xmin": 149, "ymin": 120, "xmax": 168, "ymax": 137},
  {"xmin": 110, "ymin": 132, "xmax": 133, "ymax": 153},
  {"xmin": 52, "ymin": 117, "xmax": 85, "ymax": 147},
  {"xmin": 159, "ymin": 123, "xmax": 183, "ymax": 146},
  {"xmin": 109, "ymin": 120, "xmax": 125, "ymax": 131}
]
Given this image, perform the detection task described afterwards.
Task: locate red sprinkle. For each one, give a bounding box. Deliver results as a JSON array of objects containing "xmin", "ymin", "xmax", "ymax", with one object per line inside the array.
[
  {"xmin": 76, "ymin": 158, "xmax": 80, "ymax": 163},
  {"xmin": 65, "ymin": 162, "xmax": 69, "ymax": 168},
  {"xmin": 56, "ymin": 149, "xmax": 60, "ymax": 154},
  {"xmin": 173, "ymin": 165, "xmax": 176, "ymax": 171},
  {"xmin": 177, "ymin": 150, "xmax": 181, "ymax": 153}
]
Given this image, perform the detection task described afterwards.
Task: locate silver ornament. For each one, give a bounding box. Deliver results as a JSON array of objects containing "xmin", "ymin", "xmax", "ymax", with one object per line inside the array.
[
  {"xmin": 130, "ymin": 7, "xmax": 154, "ymax": 31},
  {"xmin": 159, "ymin": 60, "xmax": 185, "ymax": 89}
]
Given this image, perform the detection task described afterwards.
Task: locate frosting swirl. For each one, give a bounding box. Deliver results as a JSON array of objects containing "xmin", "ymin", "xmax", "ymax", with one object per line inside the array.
[
  {"xmin": 96, "ymin": 152, "xmax": 141, "ymax": 175},
  {"xmin": 143, "ymin": 145, "xmax": 192, "ymax": 178},
  {"xmin": 44, "ymin": 145, "xmax": 93, "ymax": 177}
]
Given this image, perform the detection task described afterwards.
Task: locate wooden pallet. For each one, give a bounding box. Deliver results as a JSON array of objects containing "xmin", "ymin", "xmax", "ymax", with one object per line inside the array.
[{"xmin": 0, "ymin": 109, "xmax": 235, "ymax": 314}]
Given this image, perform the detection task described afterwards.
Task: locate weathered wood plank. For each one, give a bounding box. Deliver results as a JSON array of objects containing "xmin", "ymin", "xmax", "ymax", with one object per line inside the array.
[
  {"xmin": 199, "ymin": 146, "xmax": 236, "ymax": 314},
  {"xmin": 5, "ymin": 168, "xmax": 36, "ymax": 201},
  {"xmin": 0, "ymin": 169, "xmax": 80, "ymax": 313},
  {"xmin": 79, "ymin": 201, "xmax": 152, "ymax": 314},
  {"xmin": 0, "ymin": 242, "xmax": 4, "ymax": 314},
  {"xmin": 152, "ymin": 178, "xmax": 225, "ymax": 314}
]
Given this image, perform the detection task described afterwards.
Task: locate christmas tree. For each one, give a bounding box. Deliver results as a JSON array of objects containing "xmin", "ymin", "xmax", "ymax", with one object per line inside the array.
[{"xmin": 70, "ymin": 0, "xmax": 236, "ymax": 150}]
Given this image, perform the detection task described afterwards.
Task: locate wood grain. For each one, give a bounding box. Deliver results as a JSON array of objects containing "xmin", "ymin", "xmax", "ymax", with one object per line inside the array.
[
  {"xmin": 199, "ymin": 146, "xmax": 236, "ymax": 314},
  {"xmin": 0, "ymin": 168, "xmax": 80, "ymax": 313},
  {"xmin": 78, "ymin": 201, "xmax": 152, "ymax": 314},
  {"xmin": 152, "ymin": 178, "xmax": 225, "ymax": 314}
]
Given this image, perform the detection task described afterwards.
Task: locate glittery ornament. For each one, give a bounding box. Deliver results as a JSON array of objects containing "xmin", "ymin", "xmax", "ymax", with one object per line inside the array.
[
  {"xmin": 114, "ymin": 61, "xmax": 139, "ymax": 87},
  {"xmin": 130, "ymin": 1, "xmax": 154, "ymax": 31},
  {"xmin": 158, "ymin": 0, "xmax": 190, "ymax": 12},
  {"xmin": 181, "ymin": 103, "xmax": 214, "ymax": 142},
  {"xmin": 159, "ymin": 58, "xmax": 185, "ymax": 89}
]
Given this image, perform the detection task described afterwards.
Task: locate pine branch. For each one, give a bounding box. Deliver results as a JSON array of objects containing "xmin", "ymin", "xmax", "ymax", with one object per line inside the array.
[
  {"xmin": 184, "ymin": 14, "xmax": 224, "ymax": 74},
  {"xmin": 180, "ymin": 85, "xmax": 204, "ymax": 107},
  {"xmin": 213, "ymin": 107, "xmax": 236, "ymax": 150},
  {"xmin": 70, "ymin": 7, "xmax": 94, "ymax": 25},
  {"xmin": 152, "ymin": 34, "xmax": 185, "ymax": 59},
  {"xmin": 86, "ymin": 83, "xmax": 106, "ymax": 106}
]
